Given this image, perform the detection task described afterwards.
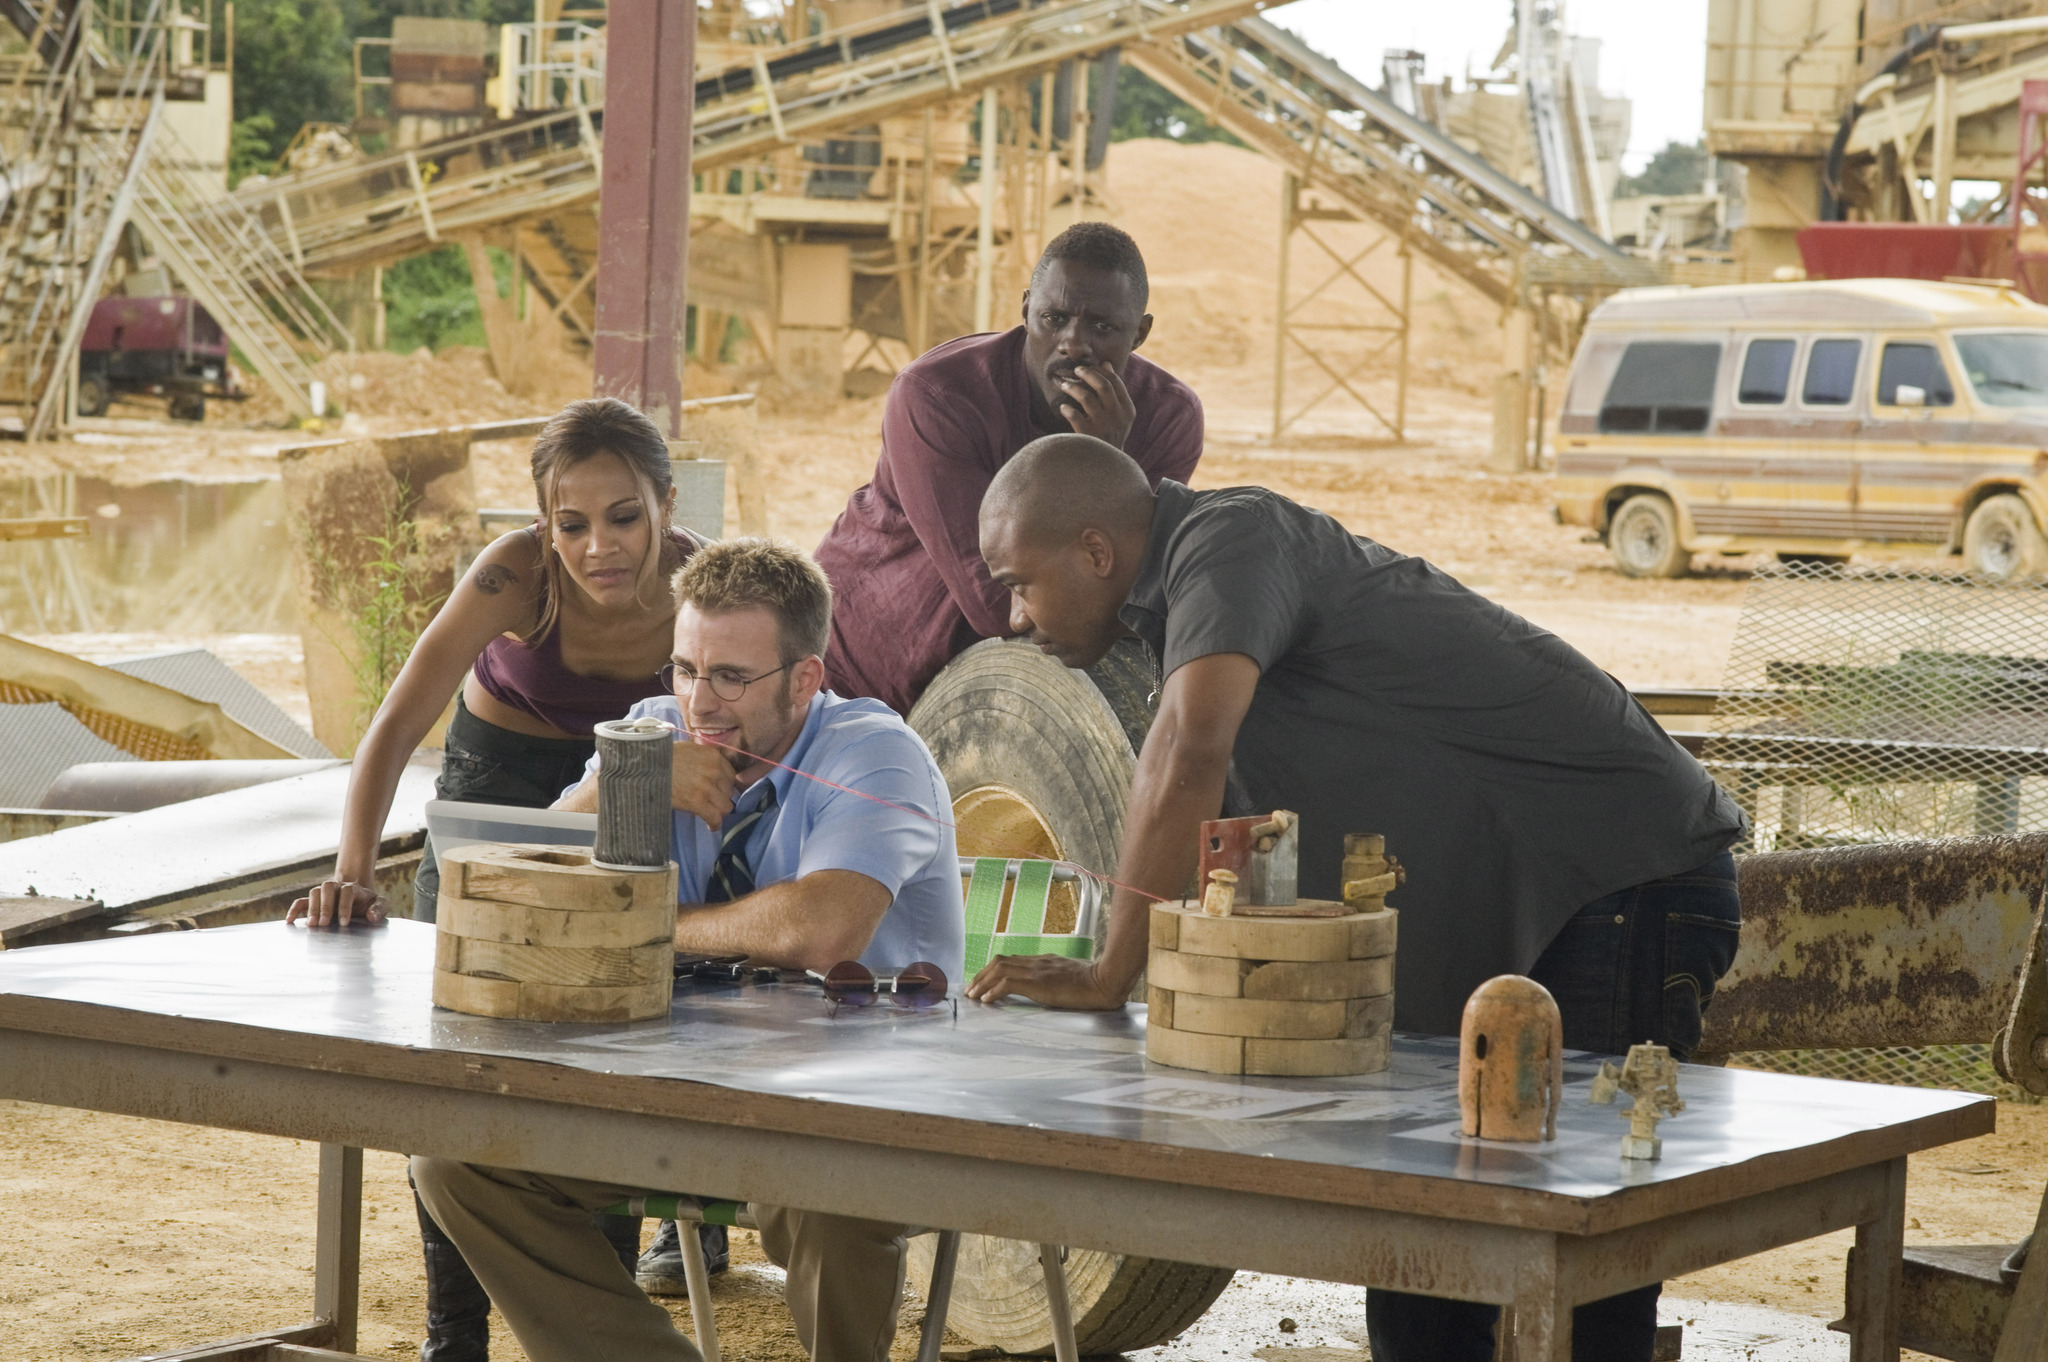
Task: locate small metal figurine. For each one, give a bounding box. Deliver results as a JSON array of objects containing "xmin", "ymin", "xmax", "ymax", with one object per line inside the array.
[
  {"xmin": 1200, "ymin": 868, "xmax": 1239, "ymax": 917},
  {"xmin": 1458, "ymin": 975, "xmax": 1563, "ymax": 1142},
  {"xmin": 1590, "ymin": 1042, "xmax": 1686, "ymax": 1160}
]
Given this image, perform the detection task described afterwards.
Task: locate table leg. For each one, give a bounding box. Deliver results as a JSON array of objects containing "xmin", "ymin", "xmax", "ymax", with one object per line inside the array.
[
  {"xmin": 315, "ymin": 1143, "xmax": 363, "ymax": 1354},
  {"xmin": 1511, "ymin": 1236, "xmax": 1570, "ymax": 1362},
  {"xmin": 1847, "ymin": 1155, "xmax": 1906, "ymax": 1362}
]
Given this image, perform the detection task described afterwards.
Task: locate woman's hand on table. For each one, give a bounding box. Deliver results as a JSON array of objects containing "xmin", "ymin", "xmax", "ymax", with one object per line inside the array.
[{"xmin": 285, "ymin": 876, "xmax": 390, "ymax": 928}]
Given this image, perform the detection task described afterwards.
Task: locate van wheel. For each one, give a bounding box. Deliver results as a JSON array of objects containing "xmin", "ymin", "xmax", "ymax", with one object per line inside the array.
[
  {"xmin": 1963, "ymin": 494, "xmax": 2048, "ymax": 579},
  {"xmin": 76, "ymin": 374, "xmax": 109, "ymax": 418},
  {"xmin": 1609, "ymin": 494, "xmax": 1690, "ymax": 578}
]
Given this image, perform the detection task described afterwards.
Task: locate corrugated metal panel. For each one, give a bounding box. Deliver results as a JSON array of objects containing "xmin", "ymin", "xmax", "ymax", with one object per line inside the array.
[
  {"xmin": 108, "ymin": 649, "xmax": 331, "ymax": 759},
  {"xmin": 0, "ymin": 703, "xmax": 135, "ymax": 808}
]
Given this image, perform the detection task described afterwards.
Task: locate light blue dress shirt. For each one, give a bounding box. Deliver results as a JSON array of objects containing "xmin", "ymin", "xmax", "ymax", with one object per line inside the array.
[{"xmin": 575, "ymin": 691, "xmax": 964, "ymax": 979}]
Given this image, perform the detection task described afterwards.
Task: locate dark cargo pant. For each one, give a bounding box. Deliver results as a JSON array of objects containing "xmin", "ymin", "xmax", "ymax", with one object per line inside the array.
[{"xmin": 1364, "ymin": 850, "xmax": 1743, "ymax": 1362}]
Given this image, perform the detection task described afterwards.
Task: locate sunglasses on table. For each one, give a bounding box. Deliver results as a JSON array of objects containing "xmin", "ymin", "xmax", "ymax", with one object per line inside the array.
[{"xmin": 809, "ymin": 960, "xmax": 954, "ymax": 1016}]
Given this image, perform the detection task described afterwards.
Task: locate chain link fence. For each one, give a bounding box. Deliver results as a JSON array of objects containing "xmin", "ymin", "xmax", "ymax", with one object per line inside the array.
[{"xmin": 1703, "ymin": 560, "xmax": 2048, "ymax": 1100}]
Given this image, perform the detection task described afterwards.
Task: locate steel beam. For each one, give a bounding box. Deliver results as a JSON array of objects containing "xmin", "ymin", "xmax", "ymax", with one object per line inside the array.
[{"xmin": 592, "ymin": 0, "xmax": 693, "ymax": 436}]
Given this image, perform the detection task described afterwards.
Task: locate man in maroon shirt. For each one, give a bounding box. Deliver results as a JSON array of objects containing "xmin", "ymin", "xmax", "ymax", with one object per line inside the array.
[{"xmin": 815, "ymin": 222, "xmax": 1203, "ymax": 714}]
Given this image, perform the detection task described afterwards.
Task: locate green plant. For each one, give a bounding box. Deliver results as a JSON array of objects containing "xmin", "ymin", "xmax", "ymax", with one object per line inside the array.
[
  {"xmin": 228, "ymin": 112, "xmax": 277, "ymax": 188},
  {"xmin": 380, "ymin": 244, "xmax": 486, "ymax": 352},
  {"xmin": 304, "ymin": 480, "xmax": 450, "ymax": 742}
]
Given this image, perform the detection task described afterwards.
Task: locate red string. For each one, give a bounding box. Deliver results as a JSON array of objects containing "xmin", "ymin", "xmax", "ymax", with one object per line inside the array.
[{"xmin": 693, "ymin": 732, "xmax": 1169, "ymax": 904}]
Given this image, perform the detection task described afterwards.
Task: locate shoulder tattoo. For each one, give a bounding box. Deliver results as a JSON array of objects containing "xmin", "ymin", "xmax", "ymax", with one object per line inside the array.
[{"xmin": 473, "ymin": 563, "xmax": 518, "ymax": 596}]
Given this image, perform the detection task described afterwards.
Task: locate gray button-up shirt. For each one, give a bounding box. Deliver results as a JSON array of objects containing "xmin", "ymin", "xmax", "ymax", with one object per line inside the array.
[{"xmin": 1118, "ymin": 481, "xmax": 1744, "ymax": 1034}]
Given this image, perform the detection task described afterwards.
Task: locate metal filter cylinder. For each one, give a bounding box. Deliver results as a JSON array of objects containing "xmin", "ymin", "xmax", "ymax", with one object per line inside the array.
[{"xmin": 593, "ymin": 718, "xmax": 675, "ymax": 872}]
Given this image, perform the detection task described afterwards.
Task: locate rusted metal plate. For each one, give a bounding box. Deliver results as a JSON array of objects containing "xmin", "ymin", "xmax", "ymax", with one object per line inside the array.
[
  {"xmin": 1704, "ymin": 835, "xmax": 2048, "ymax": 1053},
  {"xmin": 1899, "ymin": 1244, "xmax": 2014, "ymax": 1362}
]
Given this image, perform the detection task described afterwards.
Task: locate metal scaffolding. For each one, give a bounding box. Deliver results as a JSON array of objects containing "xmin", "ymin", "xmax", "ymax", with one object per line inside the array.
[{"xmin": 1271, "ymin": 172, "xmax": 1409, "ymax": 441}]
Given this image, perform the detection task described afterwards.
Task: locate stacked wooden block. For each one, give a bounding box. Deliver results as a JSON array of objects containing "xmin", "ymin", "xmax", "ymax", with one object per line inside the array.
[
  {"xmin": 1146, "ymin": 902, "xmax": 1397, "ymax": 1076},
  {"xmin": 433, "ymin": 843, "xmax": 677, "ymax": 1023}
]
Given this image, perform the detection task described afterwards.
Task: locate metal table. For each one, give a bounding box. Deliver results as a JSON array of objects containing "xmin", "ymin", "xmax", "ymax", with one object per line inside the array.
[{"xmin": 0, "ymin": 921, "xmax": 1994, "ymax": 1361}]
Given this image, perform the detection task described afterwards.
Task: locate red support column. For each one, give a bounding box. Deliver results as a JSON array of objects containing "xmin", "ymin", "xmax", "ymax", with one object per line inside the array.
[{"xmin": 592, "ymin": 0, "xmax": 694, "ymax": 436}]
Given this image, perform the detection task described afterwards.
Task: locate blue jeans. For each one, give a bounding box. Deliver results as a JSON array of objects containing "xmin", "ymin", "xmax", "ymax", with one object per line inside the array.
[{"xmin": 1365, "ymin": 850, "xmax": 1742, "ymax": 1362}]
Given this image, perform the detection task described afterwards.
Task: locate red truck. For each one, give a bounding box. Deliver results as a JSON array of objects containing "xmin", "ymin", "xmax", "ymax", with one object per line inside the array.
[{"xmin": 78, "ymin": 294, "xmax": 239, "ymax": 421}]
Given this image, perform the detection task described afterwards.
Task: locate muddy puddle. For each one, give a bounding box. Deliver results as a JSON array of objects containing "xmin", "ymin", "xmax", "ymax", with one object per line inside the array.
[{"xmin": 0, "ymin": 473, "xmax": 292, "ymax": 634}]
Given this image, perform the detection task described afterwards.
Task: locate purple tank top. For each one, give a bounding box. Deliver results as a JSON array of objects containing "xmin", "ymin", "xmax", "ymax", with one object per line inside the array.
[{"xmin": 470, "ymin": 526, "xmax": 693, "ymax": 737}]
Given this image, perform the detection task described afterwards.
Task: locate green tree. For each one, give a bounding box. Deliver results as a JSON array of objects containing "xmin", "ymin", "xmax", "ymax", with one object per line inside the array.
[
  {"xmin": 1109, "ymin": 66, "xmax": 1245, "ymax": 147},
  {"xmin": 228, "ymin": 112, "xmax": 277, "ymax": 186},
  {"xmin": 1616, "ymin": 140, "xmax": 1711, "ymax": 199},
  {"xmin": 230, "ymin": 0, "xmax": 354, "ymax": 164},
  {"xmin": 380, "ymin": 245, "xmax": 485, "ymax": 353}
]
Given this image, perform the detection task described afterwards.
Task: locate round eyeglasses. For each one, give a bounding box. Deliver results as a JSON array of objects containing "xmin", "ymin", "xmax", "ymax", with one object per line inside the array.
[{"xmin": 659, "ymin": 661, "xmax": 790, "ymax": 702}]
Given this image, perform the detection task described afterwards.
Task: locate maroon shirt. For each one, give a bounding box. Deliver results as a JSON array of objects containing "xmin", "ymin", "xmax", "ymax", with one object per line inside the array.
[{"xmin": 815, "ymin": 327, "xmax": 1204, "ymax": 714}]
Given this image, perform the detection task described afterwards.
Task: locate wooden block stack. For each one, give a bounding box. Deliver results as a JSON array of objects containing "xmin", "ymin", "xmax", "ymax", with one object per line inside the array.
[
  {"xmin": 1146, "ymin": 902, "xmax": 1397, "ymax": 1077},
  {"xmin": 433, "ymin": 843, "xmax": 677, "ymax": 1023}
]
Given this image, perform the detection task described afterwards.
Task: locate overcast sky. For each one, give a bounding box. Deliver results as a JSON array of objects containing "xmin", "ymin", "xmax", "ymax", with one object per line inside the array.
[{"xmin": 1266, "ymin": 0, "xmax": 1710, "ymax": 173}]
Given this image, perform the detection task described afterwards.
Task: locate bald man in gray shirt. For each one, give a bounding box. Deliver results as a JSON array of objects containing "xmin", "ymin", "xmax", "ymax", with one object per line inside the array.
[{"xmin": 966, "ymin": 433, "xmax": 1745, "ymax": 1362}]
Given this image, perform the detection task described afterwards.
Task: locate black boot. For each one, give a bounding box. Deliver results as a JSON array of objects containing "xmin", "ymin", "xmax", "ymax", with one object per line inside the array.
[
  {"xmin": 635, "ymin": 1219, "xmax": 731, "ymax": 1297},
  {"xmin": 415, "ymin": 1189, "xmax": 491, "ymax": 1362}
]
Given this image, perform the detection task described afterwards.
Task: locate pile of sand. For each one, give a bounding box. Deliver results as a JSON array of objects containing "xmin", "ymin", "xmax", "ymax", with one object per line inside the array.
[{"xmin": 1105, "ymin": 138, "xmax": 1502, "ymax": 400}]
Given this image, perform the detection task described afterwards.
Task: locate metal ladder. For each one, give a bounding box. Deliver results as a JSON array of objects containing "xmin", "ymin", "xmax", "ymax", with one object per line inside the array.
[{"xmin": 129, "ymin": 127, "xmax": 351, "ymax": 420}]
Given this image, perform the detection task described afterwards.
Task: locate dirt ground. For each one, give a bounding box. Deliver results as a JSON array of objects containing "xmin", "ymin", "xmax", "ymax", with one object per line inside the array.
[{"xmin": 0, "ymin": 137, "xmax": 2028, "ymax": 1358}]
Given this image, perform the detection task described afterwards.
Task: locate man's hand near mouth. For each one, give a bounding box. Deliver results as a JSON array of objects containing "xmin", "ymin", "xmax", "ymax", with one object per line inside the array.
[
  {"xmin": 671, "ymin": 736, "xmax": 741, "ymax": 826},
  {"xmin": 1055, "ymin": 362, "xmax": 1138, "ymax": 449}
]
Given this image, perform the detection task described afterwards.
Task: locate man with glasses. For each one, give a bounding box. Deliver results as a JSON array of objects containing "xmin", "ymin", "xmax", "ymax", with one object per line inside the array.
[{"xmin": 413, "ymin": 537, "xmax": 963, "ymax": 1362}]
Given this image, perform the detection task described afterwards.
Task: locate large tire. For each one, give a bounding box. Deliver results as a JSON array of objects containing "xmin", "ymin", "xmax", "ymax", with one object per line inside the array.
[
  {"xmin": 76, "ymin": 373, "xmax": 109, "ymax": 418},
  {"xmin": 905, "ymin": 639, "xmax": 1232, "ymax": 1355},
  {"xmin": 1962, "ymin": 493, "xmax": 2048, "ymax": 580},
  {"xmin": 1608, "ymin": 492, "xmax": 1690, "ymax": 578}
]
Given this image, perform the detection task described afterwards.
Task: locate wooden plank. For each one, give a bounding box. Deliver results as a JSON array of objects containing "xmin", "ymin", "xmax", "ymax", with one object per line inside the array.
[
  {"xmin": 432, "ymin": 968, "xmax": 672, "ymax": 1022},
  {"xmin": 1349, "ymin": 909, "xmax": 1398, "ymax": 960},
  {"xmin": 0, "ymin": 895, "xmax": 104, "ymax": 947},
  {"xmin": 1167, "ymin": 990, "xmax": 1348, "ymax": 1039},
  {"xmin": 1149, "ymin": 905, "xmax": 1181, "ymax": 950},
  {"xmin": 1230, "ymin": 896, "xmax": 1355, "ymax": 919},
  {"xmin": 1244, "ymin": 1028, "xmax": 1392, "ymax": 1077},
  {"xmin": 1148, "ymin": 946, "xmax": 1254, "ymax": 998},
  {"xmin": 438, "ymin": 895, "xmax": 675, "ymax": 950},
  {"xmin": 445, "ymin": 935, "xmax": 673, "ymax": 987},
  {"xmin": 1146, "ymin": 985, "xmax": 1174, "ymax": 1030},
  {"xmin": 1162, "ymin": 990, "xmax": 1393, "ymax": 1040},
  {"xmin": 1160, "ymin": 903, "xmax": 1352, "ymax": 961},
  {"xmin": 449, "ymin": 844, "xmax": 675, "ymax": 912},
  {"xmin": 1144, "ymin": 1019, "xmax": 1245, "ymax": 1074},
  {"xmin": 1243, "ymin": 956, "xmax": 1395, "ymax": 1002}
]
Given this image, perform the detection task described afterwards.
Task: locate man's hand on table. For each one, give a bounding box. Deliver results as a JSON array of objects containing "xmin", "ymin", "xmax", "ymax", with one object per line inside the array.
[
  {"xmin": 966, "ymin": 952, "xmax": 1127, "ymax": 1009},
  {"xmin": 1057, "ymin": 363, "xmax": 1138, "ymax": 450},
  {"xmin": 285, "ymin": 877, "xmax": 389, "ymax": 928}
]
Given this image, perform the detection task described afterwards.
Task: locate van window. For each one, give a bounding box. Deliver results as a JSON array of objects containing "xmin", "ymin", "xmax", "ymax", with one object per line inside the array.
[
  {"xmin": 1737, "ymin": 339, "xmax": 1797, "ymax": 404},
  {"xmin": 1564, "ymin": 338, "xmax": 1625, "ymax": 416},
  {"xmin": 1802, "ymin": 338, "xmax": 1863, "ymax": 406},
  {"xmin": 1877, "ymin": 342, "xmax": 1955, "ymax": 406},
  {"xmin": 1955, "ymin": 332, "xmax": 2048, "ymax": 406},
  {"xmin": 1598, "ymin": 341, "xmax": 1720, "ymax": 434}
]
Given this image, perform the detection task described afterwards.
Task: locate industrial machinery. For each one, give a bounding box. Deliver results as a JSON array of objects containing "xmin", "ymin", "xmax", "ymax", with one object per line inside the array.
[{"xmin": 77, "ymin": 293, "xmax": 237, "ymax": 420}]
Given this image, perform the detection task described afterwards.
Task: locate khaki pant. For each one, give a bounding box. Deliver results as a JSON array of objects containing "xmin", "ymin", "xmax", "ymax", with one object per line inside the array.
[{"xmin": 411, "ymin": 1156, "xmax": 911, "ymax": 1362}]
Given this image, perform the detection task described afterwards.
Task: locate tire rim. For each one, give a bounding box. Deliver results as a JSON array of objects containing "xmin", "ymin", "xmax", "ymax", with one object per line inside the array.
[
  {"xmin": 951, "ymin": 784, "xmax": 1078, "ymax": 933},
  {"xmin": 1618, "ymin": 508, "xmax": 1666, "ymax": 571},
  {"xmin": 1979, "ymin": 520, "xmax": 2020, "ymax": 576}
]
